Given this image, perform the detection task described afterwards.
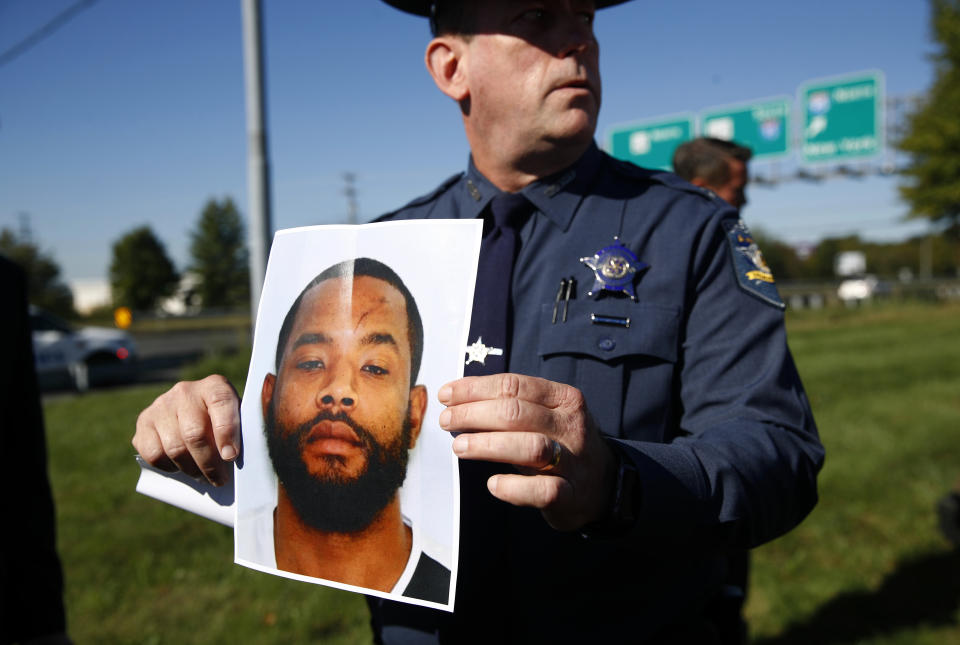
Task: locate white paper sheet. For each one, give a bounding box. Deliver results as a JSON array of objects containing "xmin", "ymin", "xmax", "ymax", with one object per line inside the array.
[{"xmin": 134, "ymin": 455, "xmax": 236, "ymax": 527}]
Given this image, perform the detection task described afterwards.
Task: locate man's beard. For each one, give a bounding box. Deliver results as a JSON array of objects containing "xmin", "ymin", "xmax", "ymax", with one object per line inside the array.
[{"xmin": 264, "ymin": 402, "xmax": 413, "ymax": 534}]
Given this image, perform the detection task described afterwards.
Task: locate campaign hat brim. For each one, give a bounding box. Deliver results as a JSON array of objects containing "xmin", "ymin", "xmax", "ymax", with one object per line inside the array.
[{"xmin": 382, "ymin": 0, "xmax": 633, "ymax": 17}]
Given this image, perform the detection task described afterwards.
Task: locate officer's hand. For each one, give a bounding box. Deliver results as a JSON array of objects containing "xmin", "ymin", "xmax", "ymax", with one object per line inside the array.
[
  {"xmin": 132, "ymin": 375, "xmax": 241, "ymax": 487},
  {"xmin": 438, "ymin": 373, "xmax": 616, "ymax": 531}
]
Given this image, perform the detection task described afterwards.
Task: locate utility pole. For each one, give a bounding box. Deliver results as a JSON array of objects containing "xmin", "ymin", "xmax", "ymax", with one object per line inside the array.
[
  {"xmin": 343, "ymin": 172, "xmax": 358, "ymax": 225},
  {"xmin": 17, "ymin": 211, "xmax": 32, "ymax": 244},
  {"xmin": 242, "ymin": 0, "xmax": 272, "ymax": 329}
]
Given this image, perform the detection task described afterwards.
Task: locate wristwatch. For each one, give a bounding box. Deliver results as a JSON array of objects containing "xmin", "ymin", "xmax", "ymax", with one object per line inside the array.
[{"xmin": 580, "ymin": 441, "xmax": 640, "ymax": 538}]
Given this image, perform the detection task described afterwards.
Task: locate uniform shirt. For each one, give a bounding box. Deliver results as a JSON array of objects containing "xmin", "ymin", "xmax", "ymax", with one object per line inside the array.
[{"xmin": 369, "ymin": 143, "xmax": 824, "ymax": 643}]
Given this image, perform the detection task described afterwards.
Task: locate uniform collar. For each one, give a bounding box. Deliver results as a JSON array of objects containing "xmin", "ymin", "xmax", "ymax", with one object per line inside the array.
[{"xmin": 460, "ymin": 142, "xmax": 603, "ymax": 231}]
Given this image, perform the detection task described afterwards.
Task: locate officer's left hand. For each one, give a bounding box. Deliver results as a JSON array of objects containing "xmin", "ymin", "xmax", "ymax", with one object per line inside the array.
[{"xmin": 438, "ymin": 373, "xmax": 616, "ymax": 531}]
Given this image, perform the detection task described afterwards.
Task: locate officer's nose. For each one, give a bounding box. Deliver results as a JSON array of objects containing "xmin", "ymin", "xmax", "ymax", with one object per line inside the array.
[
  {"xmin": 557, "ymin": 11, "xmax": 596, "ymax": 58},
  {"xmin": 317, "ymin": 365, "xmax": 357, "ymax": 411}
]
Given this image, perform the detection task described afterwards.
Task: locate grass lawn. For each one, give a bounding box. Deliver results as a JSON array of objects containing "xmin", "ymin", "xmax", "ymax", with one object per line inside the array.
[
  {"xmin": 42, "ymin": 301, "xmax": 960, "ymax": 643},
  {"xmin": 748, "ymin": 301, "xmax": 960, "ymax": 644}
]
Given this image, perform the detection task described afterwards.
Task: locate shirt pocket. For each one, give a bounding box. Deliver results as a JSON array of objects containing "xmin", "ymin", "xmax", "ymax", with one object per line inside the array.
[{"xmin": 537, "ymin": 298, "xmax": 680, "ymax": 438}]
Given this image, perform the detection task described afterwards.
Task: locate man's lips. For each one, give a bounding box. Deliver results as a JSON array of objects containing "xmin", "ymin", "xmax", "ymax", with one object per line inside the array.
[
  {"xmin": 551, "ymin": 78, "xmax": 596, "ymax": 98},
  {"xmin": 304, "ymin": 420, "xmax": 362, "ymax": 453}
]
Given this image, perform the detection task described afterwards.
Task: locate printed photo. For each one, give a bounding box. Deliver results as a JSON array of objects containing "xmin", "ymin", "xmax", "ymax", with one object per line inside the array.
[{"xmin": 235, "ymin": 220, "xmax": 481, "ymax": 611}]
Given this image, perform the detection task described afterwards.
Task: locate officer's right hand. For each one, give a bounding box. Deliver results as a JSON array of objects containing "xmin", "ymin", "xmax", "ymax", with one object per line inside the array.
[{"xmin": 133, "ymin": 375, "xmax": 241, "ymax": 487}]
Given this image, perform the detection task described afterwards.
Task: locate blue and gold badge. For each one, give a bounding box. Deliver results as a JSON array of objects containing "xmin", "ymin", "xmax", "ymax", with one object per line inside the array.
[
  {"xmin": 581, "ymin": 237, "xmax": 649, "ymax": 301},
  {"xmin": 724, "ymin": 219, "xmax": 784, "ymax": 309}
]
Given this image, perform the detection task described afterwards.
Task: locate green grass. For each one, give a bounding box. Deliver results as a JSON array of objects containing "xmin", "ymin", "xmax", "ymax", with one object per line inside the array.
[
  {"xmin": 748, "ymin": 301, "xmax": 960, "ymax": 644},
  {"xmin": 45, "ymin": 384, "xmax": 371, "ymax": 644},
  {"xmin": 42, "ymin": 301, "xmax": 960, "ymax": 643}
]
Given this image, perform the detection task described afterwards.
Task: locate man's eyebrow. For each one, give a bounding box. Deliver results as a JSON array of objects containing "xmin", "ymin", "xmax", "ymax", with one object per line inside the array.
[
  {"xmin": 361, "ymin": 332, "xmax": 398, "ymax": 348},
  {"xmin": 291, "ymin": 332, "xmax": 331, "ymax": 350}
]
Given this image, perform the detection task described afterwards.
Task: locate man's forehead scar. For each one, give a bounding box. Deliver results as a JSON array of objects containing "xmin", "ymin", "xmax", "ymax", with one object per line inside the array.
[{"xmin": 353, "ymin": 297, "xmax": 390, "ymax": 332}]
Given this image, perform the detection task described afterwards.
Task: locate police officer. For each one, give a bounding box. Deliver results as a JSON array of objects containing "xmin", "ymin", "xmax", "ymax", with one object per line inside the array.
[{"xmin": 133, "ymin": 1, "xmax": 823, "ymax": 642}]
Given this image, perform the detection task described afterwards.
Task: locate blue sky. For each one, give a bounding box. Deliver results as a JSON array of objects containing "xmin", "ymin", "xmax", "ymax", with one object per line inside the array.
[{"xmin": 0, "ymin": 0, "xmax": 936, "ymax": 283}]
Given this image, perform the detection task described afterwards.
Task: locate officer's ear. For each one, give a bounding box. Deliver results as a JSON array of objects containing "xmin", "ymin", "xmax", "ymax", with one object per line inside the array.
[
  {"xmin": 425, "ymin": 36, "xmax": 469, "ymax": 103},
  {"xmin": 406, "ymin": 385, "xmax": 427, "ymax": 448},
  {"xmin": 689, "ymin": 177, "xmax": 709, "ymax": 189}
]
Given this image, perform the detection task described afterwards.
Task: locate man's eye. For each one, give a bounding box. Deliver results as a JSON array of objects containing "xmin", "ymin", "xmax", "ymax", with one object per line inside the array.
[
  {"xmin": 579, "ymin": 12, "xmax": 594, "ymax": 25},
  {"xmin": 362, "ymin": 364, "xmax": 389, "ymax": 376},
  {"xmin": 297, "ymin": 360, "xmax": 324, "ymax": 370}
]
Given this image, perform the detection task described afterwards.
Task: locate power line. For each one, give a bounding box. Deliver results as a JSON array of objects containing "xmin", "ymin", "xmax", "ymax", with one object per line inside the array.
[{"xmin": 0, "ymin": 0, "xmax": 99, "ymax": 69}]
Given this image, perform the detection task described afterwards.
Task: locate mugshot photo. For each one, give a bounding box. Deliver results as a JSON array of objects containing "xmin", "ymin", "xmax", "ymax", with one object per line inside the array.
[{"xmin": 235, "ymin": 220, "xmax": 481, "ymax": 611}]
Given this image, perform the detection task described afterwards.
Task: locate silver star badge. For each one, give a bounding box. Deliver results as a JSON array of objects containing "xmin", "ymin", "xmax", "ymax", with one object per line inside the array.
[{"xmin": 580, "ymin": 237, "xmax": 648, "ymax": 301}]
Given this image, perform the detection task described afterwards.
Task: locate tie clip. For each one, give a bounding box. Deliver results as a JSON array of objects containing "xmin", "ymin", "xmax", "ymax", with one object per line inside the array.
[{"xmin": 590, "ymin": 314, "xmax": 630, "ymax": 328}]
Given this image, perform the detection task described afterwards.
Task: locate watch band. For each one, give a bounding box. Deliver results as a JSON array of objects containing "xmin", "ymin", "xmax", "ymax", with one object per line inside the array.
[{"xmin": 580, "ymin": 441, "xmax": 640, "ymax": 538}]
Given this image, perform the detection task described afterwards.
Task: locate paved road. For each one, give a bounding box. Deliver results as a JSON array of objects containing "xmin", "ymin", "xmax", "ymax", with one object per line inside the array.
[
  {"xmin": 41, "ymin": 327, "xmax": 250, "ymax": 397},
  {"xmin": 133, "ymin": 328, "xmax": 249, "ymax": 382}
]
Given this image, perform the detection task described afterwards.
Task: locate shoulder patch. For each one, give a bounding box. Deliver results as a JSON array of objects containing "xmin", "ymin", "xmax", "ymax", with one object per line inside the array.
[
  {"xmin": 723, "ymin": 219, "xmax": 785, "ymax": 309},
  {"xmin": 375, "ymin": 172, "xmax": 464, "ymax": 222}
]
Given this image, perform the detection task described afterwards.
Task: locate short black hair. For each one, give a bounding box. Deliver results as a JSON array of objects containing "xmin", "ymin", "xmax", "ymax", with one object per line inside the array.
[
  {"xmin": 672, "ymin": 137, "xmax": 753, "ymax": 187},
  {"xmin": 274, "ymin": 258, "xmax": 424, "ymax": 384}
]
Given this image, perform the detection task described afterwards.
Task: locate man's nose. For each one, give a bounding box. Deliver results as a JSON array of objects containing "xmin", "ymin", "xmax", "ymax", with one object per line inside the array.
[
  {"xmin": 557, "ymin": 13, "xmax": 596, "ymax": 58},
  {"xmin": 317, "ymin": 367, "xmax": 357, "ymax": 410}
]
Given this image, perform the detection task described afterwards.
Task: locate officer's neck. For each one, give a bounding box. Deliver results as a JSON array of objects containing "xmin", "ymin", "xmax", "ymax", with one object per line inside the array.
[{"xmin": 468, "ymin": 136, "xmax": 592, "ymax": 193}]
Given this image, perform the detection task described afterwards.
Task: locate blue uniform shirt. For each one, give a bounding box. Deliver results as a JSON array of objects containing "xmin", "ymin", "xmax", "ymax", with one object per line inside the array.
[{"xmin": 370, "ymin": 143, "xmax": 823, "ymax": 643}]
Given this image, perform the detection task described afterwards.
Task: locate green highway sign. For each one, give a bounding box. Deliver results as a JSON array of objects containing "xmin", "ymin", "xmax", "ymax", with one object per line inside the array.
[
  {"xmin": 800, "ymin": 71, "xmax": 884, "ymax": 163},
  {"xmin": 700, "ymin": 97, "xmax": 791, "ymax": 159},
  {"xmin": 607, "ymin": 114, "xmax": 694, "ymax": 170}
]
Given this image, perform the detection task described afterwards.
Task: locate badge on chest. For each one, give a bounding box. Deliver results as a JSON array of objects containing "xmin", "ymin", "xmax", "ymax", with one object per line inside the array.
[{"xmin": 580, "ymin": 237, "xmax": 649, "ymax": 301}]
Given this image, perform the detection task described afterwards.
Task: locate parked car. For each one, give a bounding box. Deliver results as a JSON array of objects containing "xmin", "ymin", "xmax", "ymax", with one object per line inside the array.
[
  {"xmin": 837, "ymin": 274, "xmax": 890, "ymax": 304},
  {"xmin": 30, "ymin": 307, "xmax": 138, "ymax": 391}
]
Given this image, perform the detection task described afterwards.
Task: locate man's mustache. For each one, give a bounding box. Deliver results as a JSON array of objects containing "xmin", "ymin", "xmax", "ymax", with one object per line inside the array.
[{"xmin": 289, "ymin": 409, "xmax": 375, "ymax": 451}]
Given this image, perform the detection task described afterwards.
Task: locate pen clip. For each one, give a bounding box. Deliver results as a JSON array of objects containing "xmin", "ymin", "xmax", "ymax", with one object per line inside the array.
[
  {"xmin": 552, "ymin": 278, "xmax": 567, "ymax": 324},
  {"xmin": 561, "ymin": 276, "xmax": 575, "ymax": 323}
]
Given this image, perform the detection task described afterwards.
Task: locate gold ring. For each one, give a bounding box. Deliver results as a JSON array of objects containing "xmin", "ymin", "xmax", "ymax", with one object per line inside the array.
[{"xmin": 542, "ymin": 439, "xmax": 562, "ymax": 472}]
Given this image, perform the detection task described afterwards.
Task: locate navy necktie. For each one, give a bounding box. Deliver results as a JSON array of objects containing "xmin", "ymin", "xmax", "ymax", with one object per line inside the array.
[{"xmin": 464, "ymin": 192, "xmax": 532, "ymax": 377}]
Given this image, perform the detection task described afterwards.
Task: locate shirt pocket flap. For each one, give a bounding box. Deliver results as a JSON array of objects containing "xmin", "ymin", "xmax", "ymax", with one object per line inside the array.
[{"xmin": 538, "ymin": 300, "xmax": 680, "ymax": 364}]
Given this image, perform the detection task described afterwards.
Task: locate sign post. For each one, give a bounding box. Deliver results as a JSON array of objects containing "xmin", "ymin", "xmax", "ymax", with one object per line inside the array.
[
  {"xmin": 799, "ymin": 71, "xmax": 884, "ymax": 164},
  {"xmin": 700, "ymin": 97, "xmax": 791, "ymax": 159},
  {"xmin": 607, "ymin": 114, "xmax": 694, "ymax": 170}
]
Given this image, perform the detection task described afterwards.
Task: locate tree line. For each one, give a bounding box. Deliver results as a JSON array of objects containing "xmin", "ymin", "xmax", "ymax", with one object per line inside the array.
[
  {"xmin": 0, "ymin": 197, "xmax": 249, "ymax": 317},
  {"xmin": 753, "ymin": 228, "xmax": 957, "ymax": 284},
  {"xmin": 107, "ymin": 197, "xmax": 250, "ymax": 312}
]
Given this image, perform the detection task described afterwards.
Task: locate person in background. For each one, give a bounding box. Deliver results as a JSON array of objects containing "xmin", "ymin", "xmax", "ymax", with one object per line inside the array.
[
  {"xmin": 1, "ymin": 255, "xmax": 72, "ymax": 645},
  {"xmin": 673, "ymin": 136, "xmax": 753, "ymax": 210}
]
